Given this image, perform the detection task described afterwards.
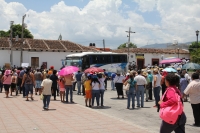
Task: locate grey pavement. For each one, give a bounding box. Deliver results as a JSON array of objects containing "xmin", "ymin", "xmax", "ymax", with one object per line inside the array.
[{"xmin": 73, "ymin": 81, "xmax": 200, "ymax": 133}]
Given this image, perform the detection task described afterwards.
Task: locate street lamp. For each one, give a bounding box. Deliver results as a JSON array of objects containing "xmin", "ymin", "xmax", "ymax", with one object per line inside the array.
[
  {"xmin": 10, "ymin": 21, "xmax": 14, "ymax": 66},
  {"xmin": 21, "ymin": 14, "xmax": 26, "ymax": 65},
  {"xmin": 196, "ymin": 30, "xmax": 199, "ymax": 44}
]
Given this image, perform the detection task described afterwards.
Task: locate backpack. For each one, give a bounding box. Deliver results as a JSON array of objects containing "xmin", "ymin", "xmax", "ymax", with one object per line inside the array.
[{"xmin": 159, "ymin": 86, "xmax": 183, "ymax": 124}]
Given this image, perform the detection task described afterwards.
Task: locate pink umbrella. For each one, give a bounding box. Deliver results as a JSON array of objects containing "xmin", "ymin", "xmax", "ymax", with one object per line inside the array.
[
  {"xmin": 58, "ymin": 66, "xmax": 79, "ymax": 76},
  {"xmin": 160, "ymin": 58, "xmax": 182, "ymax": 64}
]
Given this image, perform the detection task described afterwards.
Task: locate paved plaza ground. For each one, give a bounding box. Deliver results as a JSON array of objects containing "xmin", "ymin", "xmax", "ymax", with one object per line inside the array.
[{"xmin": 0, "ymin": 81, "xmax": 200, "ymax": 133}]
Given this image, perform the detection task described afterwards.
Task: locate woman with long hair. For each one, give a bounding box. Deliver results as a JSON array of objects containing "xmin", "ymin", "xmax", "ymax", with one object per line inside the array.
[
  {"xmin": 159, "ymin": 73, "xmax": 186, "ymax": 133},
  {"xmin": 91, "ymin": 78, "xmax": 100, "ymax": 107},
  {"xmin": 1, "ymin": 70, "xmax": 12, "ymax": 98},
  {"xmin": 125, "ymin": 71, "xmax": 137, "ymax": 109}
]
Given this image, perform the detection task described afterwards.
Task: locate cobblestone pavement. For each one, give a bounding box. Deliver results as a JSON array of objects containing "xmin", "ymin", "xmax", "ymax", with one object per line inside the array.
[
  {"xmin": 0, "ymin": 89, "xmax": 149, "ymax": 133},
  {"xmin": 0, "ymin": 81, "xmax": 200, "ymax": 133}
]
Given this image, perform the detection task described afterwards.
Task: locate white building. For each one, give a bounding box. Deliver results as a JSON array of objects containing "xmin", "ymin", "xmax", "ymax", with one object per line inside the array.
[
  {"xmin": 0, "ymin": 38, "xmax": 98, "ymax": 70},
  {"xmin": 113, "ymin": 48, "xmax": 190, "ymax": 70}
]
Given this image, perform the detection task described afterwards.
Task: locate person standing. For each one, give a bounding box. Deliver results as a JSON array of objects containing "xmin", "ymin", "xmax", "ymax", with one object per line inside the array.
[
  {"xmin": 153, "ymin": 69, "xmax": 162, "ymax": 111},
  {"xmin": 34, "ymin": 69, "xmax": 43, "ymax": 95},
  {"xmin": 180, "ymin": 74, "xmax": 188, "ymax": 102},
  {"xmin": 143, "ymin": 72, "xmax": 149, "ymax": 102},
  {"xmin": 134, "ymin": 70, "xmax": 147, "ymax": 107},
  {"xmin": 50, "ymin": 70, "xmax": 58, "ymax": 100},
  {"xmin": 81, "ymin": 73, "xmax": 87, "ymax": 96},
  {"xmin": 19, "ymin": 67, "xmax": 26, "ymax": 97},
  {"xmin": 84, "ymin": 75, "xmax": 92, "ymax": 107},
  {"xmin": 159, "ymin": 73, "xmax": 186, "ymax": 132},
  {"xmin": 161, "ymin": 71, "xmax": 168, "ymax": 95},
  {"xmin": 21, "ymin": 68, "xmax": 35, "ymax": 101},
  {"xmin": 91, "ymin": 78, "xmax": 100, "ymax": 107},
  {"xmin": 58, "ymin": 76, "xmax": 65, "ymax": 102},
  {"xmin": 75, "ymin": 71, "xmax": 82, "ymax": 95},
  {"xmin": 0, "ymin": 71, "xmax": 3, "ymax": 93},
  {"xmin": 41, "ymin": 74, "xmax": 52, "ymax": 110},
  {"xmin": 114, "ymin": 72, "xmax": 125, "ymax": 99},
  {"xmin": 111, "ymin": 72, "xmax": 116, "ymax": 91},
  {"xmin": 184, "ymin": 73, "xmax": 200, "ymax": 127},
  {"xmin": 103, "ymin": 69, "xmax": 108, "ymax": 90},
  {"xmin": 125, "ymin": 72, "xmax": 137, "ymax": 109},
  {"xmin": 64, "ymin": 74, "xmax": 74, "ymax": 103},
  {"xmin": 147, "ymin": 70, "xmax": 153, "ymax": 100},
  {"xmin": 1, "ymin": 70, "xmax": 12, "ymax": 98},
  {"xmin": 98, "ymin": 73, "xmax": 106, "ymax": 107},
  {"xmin": 11, "ymin": 71, "xmax": 17, "ymax": 96}
]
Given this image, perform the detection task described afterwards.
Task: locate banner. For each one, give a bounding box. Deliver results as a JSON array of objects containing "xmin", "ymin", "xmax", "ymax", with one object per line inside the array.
[
  {"xmin": 136, "ymin": 54, "xmax": 144, "ymax": 59},
  {"xmin": 21, "ymin": 63, "xmax": 29, "ymax": 68}
]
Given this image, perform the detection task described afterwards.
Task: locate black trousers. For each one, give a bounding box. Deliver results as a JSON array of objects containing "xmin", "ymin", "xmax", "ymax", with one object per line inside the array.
[
  {"xmin": 82, "ymin": 84, "xmax": 85, "ymax": 95},
  {"xmin": 191, "ymin": 103, "xmax": 200, "ymax": 125},
  {"xmin": 51, "ymin": 87, "xmax": 57, "ymax": 99},
  {"xmin": 73, "ymin": 82, "xmax": 77, "ymax": 90},
  {"xmin": 104, "ymin": 79, "xmax": 107, "ymax": 89},
  {"xmin": 160, "ymin": 112, "xmax": 186, "ymax": 133},
  {"xmin": 148, "ymin": 82, "xmax": 152, "ymax": 100}
]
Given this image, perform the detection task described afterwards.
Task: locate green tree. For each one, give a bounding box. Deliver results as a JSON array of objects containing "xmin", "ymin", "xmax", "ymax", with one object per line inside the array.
[
  {"xmin": 118, "ymin": 42, "xmax": 137, "ymax": 49},
  {"xmin": 0, "ymin": 30, "xmax": 9, "ymax": 37},
  {"xmin": 189, "ymin": 42, "xmax": 200, "ymax": 63},
  {"xmin": 0, "ymin": 24, "xmax": 34, "ymax": 39}
]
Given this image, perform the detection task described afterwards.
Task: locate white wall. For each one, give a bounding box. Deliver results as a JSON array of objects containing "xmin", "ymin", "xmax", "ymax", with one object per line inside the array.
[
  {"xmin": 0, "ymin": 50, "xmax": 76, "ymax": 70},
  {"xmin": 129, "ymin": 53, "xmax": 190, "ymax": 66}
]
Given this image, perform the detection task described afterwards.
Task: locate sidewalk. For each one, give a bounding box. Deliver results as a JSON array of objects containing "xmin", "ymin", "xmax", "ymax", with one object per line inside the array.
[{"xmin": 0, "ymin": 92, "xmax": 149, "ymax": 133}]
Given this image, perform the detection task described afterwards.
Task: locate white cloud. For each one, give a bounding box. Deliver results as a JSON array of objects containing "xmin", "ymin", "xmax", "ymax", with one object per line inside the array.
[{"xmin": 0, "ymin": 0, "xmax": 200, "ymax": 48}]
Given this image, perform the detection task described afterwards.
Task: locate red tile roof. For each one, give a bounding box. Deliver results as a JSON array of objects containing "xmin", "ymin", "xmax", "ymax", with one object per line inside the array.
[
  {"xmin": 0, "ymin": 38, "xmax": 99, "ymax": 52},
  {"xmin": 112, "ymin": 48, "xmax": 189, "ymax": 54}
]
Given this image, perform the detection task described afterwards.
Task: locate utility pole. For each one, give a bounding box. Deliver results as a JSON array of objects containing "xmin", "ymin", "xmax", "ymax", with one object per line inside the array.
[
  {"xmin": 10, "ymin": 21, "xmax": 14, "ymax": 66},
  {"xmin": 103, "ymin": 39, "xmax": 105, "ymax": 51},
  {"xmin": 125, "ymin": 27, "xmax": 135, "ymax": 62},
  {"xmin": 21, "ymin": 14, "xmax": 26, "ymax": 65}
]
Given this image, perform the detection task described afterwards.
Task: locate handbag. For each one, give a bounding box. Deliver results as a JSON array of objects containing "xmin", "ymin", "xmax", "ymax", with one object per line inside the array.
[
  {"xmin": 40, "ymin": 93, "xmax": 44, "ymax": 100},
  {"xmin": 159, "ymin": 87, "xmax": 183, "ymax": 124},
  {"xmin": 124, "ymin": 83, "xmax": 130, "ymax": 91}
]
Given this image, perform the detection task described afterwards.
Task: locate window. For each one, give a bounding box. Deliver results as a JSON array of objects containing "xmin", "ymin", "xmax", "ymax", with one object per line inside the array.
[
  {"xmin": 82, "ymin": 56, "xmax": 90, "ymax": 70},
  {"xmin": 120, "ymin": 55, "xmax": 127, "ymax": 62},
  {"xmin": 113, "ymin": 55, "xmax": 120, "ymax": 63}
]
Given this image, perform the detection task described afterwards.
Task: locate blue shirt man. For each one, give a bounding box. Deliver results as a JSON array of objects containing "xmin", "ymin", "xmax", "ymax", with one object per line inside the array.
[{"xmin": 75, "ymin": 71, "xmax": 82, "ymax": 95}]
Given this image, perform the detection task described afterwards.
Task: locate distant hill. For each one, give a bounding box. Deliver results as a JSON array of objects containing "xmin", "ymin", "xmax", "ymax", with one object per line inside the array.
[{"xmin": 140, "ymin": 42, "xmax": 192, "ymax": 49}]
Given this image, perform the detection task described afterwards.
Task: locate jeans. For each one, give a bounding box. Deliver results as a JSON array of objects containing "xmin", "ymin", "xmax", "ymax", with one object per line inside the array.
[
  {"xmin": 65, "ymin": 85, "xmax": 73, "ymax": 102},
  {"xmin": 99, "ymin": 89, "xmax": 105, "ymax": 106},
  {"xmin": 24, "ymin": 84, "xmax": 33, "ymax": 96},
  {"xmin": 92, "ymin": 90, "xmax": 100, "ymax": 106},
  {"xmin": 77, "ymin": 81, "xmax": 81, "ymax": 94},
  {"xmin": 111, "ymin": 80, "xmax": 115, "ymax": 90},
  {"xmin": 43, "ymin": 95, "xmax": 51, "ymax": 108},
  {"xmin": 104, "ymin": 79, "xmax": 107, "ymax": 89},
  {"xmin": 127, "ymin": 92, "xmax": 136, "ymax": 108},
  {"xmin": 136, "ymin": 85, "xmax": 145, "ymax": 107},
  {"xmin": 153, "ymin": 86, "xmax": 161, "ymax": 106}
]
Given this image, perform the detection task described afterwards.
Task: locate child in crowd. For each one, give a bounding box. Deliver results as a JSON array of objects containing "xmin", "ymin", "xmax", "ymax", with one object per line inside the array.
[
  {"xmin": 11, "ymin": 71, "xmax": 18, "ymax": 96},
  {"xmin": 84, "ymin": 75, "xmax": 92, "ymax": 107},
  {"xmin": 58, "ymin": 76, "xmax": 65, "ymax": 102}
]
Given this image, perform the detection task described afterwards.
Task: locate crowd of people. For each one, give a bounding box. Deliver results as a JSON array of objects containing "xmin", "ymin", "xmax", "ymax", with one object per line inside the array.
[{"xmin": 0, "ymin": 65, "xmax": 200, "ymax": 132}]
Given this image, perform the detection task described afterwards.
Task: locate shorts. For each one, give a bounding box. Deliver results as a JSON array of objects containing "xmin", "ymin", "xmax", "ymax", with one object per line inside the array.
[
  {"xmin": 35, "ymin": 80, "xmax": 42, "ymax": 89},
  {"xmin": 60, "ymin": 88, "xmax": 65, "ymax": 92},
  {"xmin": 4, "ymin": 84, "xmax": 10, "ymax": 91},
  {"xmin": 11, "ymin": 83, "xmax": 16, "ymax": 89},
  {"xmin": 85, "ymin": 90, "xmax": 92, "ymax": 99},
  {"xmin": 24, "ymin": 84, "xmax": 33, "ymax": 96}
]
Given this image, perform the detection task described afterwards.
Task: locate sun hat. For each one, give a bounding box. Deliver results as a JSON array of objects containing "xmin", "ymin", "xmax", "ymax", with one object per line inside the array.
[
  {"xmin": 143, "ymin": 72, "xmax": 148, "ymax": 77},
  {"xmin": 126, "ymin": 73, "xmax": 130, "ymax": 76},
  {"xmin": 153, "ymin": 68, "xmax": 158, "ymax": 73}
]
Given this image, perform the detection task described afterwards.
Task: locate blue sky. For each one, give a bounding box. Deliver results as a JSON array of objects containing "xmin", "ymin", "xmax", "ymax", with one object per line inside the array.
[{"xmin": 1, "ymin": 0, "xmax": 199, "ymax": 48}]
